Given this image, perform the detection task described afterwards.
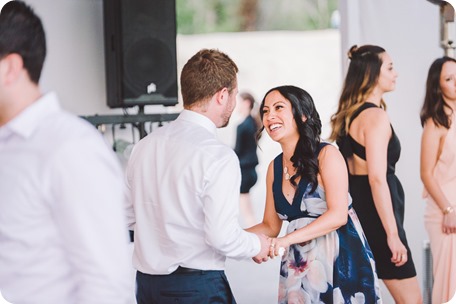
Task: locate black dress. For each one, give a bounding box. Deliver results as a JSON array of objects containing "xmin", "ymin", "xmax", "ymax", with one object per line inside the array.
[
  {"xmin": 234, "ymin": 115, "xmax": 259, "ymax": 193},
  {"xmin": 336, "ymin": 102, "xmax": 417, "ymax": 279}
]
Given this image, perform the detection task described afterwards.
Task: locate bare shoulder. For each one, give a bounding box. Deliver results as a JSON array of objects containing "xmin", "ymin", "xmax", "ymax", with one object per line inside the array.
[
  {"xmin": 318, "ymin": 143, "xmax": 338, "ymax": 156},
  {"xmin": 422, "ymin": 117, "xmax": 448, "ymax": 139},
  {"xmin": 361, "ymin": 106, "xmax": 389, "ymax": 125},
  {"xmin": 423, "ymin": 117, "xmax": 446, "ymax": 131},
  {"xmin": 357, "ymin": 108, "xmax": 390, "ymax": 136},
  {"xmin": 318, "ymin": 143, "xmax": 347, "ymax": 184},
  {"xmin": 318, "ymin": 143, "xmax": 344, "ymax": 164}
]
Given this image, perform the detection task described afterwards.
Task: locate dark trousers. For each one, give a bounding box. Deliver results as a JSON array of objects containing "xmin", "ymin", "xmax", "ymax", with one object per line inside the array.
[{"xmin": 136, "ymin": 268, "xmax": 237, "ymax": 304}]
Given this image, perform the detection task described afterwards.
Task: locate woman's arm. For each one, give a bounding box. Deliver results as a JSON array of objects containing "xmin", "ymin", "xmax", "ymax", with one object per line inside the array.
[
  {"xmin": 271, "ymin": 145, "xmax": 348, "ymax": 255},
  {"xmin": 421, "ymin": 118, "xmax": 456, "ymax": 234},
  {"xmin": 246, "ymin": 161, "xmax": 283, "ymax": 237},
  {"xmin": 364, "ymin": 109, "xmax": 407, "ymax": 267}
]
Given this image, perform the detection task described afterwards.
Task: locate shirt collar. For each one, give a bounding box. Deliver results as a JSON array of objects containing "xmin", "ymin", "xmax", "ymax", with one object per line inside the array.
[
  {"xmin": 178, "ymin": 109, "xmax": 217, "ymax": 135},
  {"xmin": 4, "ymin": 92, "xmax": 60, "ymax": 139}
]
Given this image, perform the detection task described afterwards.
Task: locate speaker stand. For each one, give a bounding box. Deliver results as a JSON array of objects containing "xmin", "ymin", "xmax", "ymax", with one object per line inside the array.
[
  {"xmin": 81, "ymin": 110, "xmax": 179, "ymax": 140},
  {"xmin": 137, "ymin": 105, "xmax": 147, "ymax": 139}
]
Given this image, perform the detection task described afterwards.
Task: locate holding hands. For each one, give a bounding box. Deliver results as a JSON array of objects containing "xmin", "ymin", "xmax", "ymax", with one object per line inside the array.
[
  {"xmin": 252, "ymin": 235, "xmax": 287, "ymax": 264},
  {"xmin": 268, "ymin": 237, "xmax": 287, "ymax": 259},
  {"xmin": 252, "ymin": 233, "xmax": 270, "ymax": 263}
]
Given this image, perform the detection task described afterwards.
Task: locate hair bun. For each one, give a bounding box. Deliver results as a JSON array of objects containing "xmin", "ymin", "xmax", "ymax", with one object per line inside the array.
[{"xmin": 348, "ymin": 45, "xmax": 358, "ymax": 59}]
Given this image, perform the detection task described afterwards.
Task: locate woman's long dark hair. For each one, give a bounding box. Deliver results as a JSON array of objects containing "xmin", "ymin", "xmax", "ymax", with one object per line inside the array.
[
  {"xmin": 420, "ymin": 56, "xmax": 456, "ymax": 128},
  {"xmin": 259, "ymin": 85, "xmax": 322, "ymax": 193}
]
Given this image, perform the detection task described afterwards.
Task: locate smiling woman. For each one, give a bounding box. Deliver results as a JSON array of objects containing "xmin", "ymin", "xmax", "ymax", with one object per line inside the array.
[{"xmin": 247, "ymin": 85, "xmax": 382, "ymax": 303}]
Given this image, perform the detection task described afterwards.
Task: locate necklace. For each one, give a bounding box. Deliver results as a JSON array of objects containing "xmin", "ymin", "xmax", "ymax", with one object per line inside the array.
[{"xmin": 283, "ymin": 166, "xmax": 291, "ymax": 181}]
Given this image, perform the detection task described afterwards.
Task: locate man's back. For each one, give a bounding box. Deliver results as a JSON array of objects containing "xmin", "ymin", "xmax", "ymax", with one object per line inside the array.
[
  {"xmin": 128, "ymin": 48, "xmax": 269, "ymax": 304},
  {"xmin": 127, "ymin": 110, "xmax": 260, "ymax": 275}
]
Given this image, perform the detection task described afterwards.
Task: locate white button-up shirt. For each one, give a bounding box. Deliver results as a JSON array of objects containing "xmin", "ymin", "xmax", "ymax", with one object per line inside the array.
[
  {"xmin": 126, "ymin": 110, "xmax": 260, "ymax": 275},
  {"xmin": 0, "ymin": 92, "xmax": 133, "ymax": 304}
]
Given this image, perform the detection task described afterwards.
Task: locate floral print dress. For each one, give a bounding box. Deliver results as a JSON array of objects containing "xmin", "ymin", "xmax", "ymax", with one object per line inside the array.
[{"xmin": 273, "ymin": 151, "xmax": 382, "ymax": 304}]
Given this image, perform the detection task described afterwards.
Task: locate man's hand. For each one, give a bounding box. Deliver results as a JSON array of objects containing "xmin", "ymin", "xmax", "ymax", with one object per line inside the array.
[{"xmin": 252, "ymin": 234, "xmax": 271, "ymax": 264}]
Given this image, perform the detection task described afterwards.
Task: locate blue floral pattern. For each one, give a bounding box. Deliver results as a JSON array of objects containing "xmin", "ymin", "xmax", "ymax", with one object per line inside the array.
[{"xmin": 273, "ymin": 153, "xmax": 382, "ymax": 304}]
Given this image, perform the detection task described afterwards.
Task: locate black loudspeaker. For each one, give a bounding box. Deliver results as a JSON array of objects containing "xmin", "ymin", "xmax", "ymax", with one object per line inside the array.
[{"xmin": 103, "ymin": 0, "xmax": 178, "ymax": 108}]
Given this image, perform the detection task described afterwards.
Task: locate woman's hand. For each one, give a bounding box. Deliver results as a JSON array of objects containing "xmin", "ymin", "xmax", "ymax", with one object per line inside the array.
[
  {"xmin": 387, "ymin": 234, "xmax": 408, "ymax": 267},
  {"xmin": 268, "ymin": 236, "xmax": 290, "ymax": 259},
  {"xmin": 442, "ymin": 209, "xmax": 456, "ymax": 234}
]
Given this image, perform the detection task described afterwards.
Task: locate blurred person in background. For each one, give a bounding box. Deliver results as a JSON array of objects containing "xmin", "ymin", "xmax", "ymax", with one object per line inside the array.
[
  {"xmin": 234, "ymin": 91, "xmax": 260, "ymax": 227},
  {"xmin": 0, "ymin": 1, "xmax": 133, "ymax": 303},
  {"xmin": 330, "ymin": 44, "xmax": 422, "ymax": 303},
  {"xmin": 420, "ymin": 56, "xmax": 456, "ymax": 304}
]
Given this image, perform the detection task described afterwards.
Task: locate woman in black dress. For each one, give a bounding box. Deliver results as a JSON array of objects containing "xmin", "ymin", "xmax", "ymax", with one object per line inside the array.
[
  {"xmin": 329, "ymin": 45, "xmax": 422, "ymax": 303},
  {"xmin": 234, "ymin": 92, "xmax": 260, "ymax": 227}
]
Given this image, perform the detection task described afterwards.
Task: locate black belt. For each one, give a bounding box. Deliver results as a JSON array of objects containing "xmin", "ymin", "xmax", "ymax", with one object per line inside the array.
[{"xmin": 172, "ymin": 266, "xmax": 204, "ymax": 274}]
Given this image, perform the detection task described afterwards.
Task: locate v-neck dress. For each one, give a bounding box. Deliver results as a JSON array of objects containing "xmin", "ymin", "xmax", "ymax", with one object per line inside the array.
[
  {"xmin": 273, "ymin": 144, "xmax": 381, "ymax": 304},
  {"xmin": 337, "ymin": 102, "xmax": 417, "ymax": 280}
]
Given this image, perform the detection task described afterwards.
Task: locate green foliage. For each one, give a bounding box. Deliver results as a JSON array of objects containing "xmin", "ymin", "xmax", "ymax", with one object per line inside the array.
[
  {"xmin": 176, "ymin": 0, "xmax": 338, "ymax": 34},
  {"xmin": 176, "ymin": 0, "xmax": 242, "ymax": 34}
]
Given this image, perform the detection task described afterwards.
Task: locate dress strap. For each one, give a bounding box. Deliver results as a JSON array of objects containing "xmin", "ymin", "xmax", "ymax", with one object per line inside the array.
[
  {"xmin": 343, "ymin": 102, "xmax": 379, "ymax": 160},
  {"xmin": 317, "ymin": 142, "xmax": 331, "ymax": 155},
  {"xmin": 348, "ymin": 102, "xmax": 379, "ymax": 128},
  {"xmin": 273, "ymin": 153, "xmax": 284, "ymax": 195},
  {"xmin": 273, "ymin": 153, "xmax": 283, "ymax": 178}
]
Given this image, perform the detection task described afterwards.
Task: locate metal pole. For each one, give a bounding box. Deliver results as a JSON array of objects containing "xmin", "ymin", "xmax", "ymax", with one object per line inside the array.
[
  {"xmin": 440, "ymin": 3, "xmax": 455, "ymax": 57},
  {"xmin": 423, "ymin": 240, "xmax": 434, "ymax": 304}
]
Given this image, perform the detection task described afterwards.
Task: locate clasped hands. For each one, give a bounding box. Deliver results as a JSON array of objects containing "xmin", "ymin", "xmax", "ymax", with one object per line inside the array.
[{"xmin": 253, "ymin": 234, "xmax": 288, "ymax": 264}]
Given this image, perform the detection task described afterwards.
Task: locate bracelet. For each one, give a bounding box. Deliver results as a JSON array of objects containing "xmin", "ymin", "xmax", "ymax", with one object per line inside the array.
[{"xmin": 442, "ymin": 206, "xmax": 454, "ymax": 215}]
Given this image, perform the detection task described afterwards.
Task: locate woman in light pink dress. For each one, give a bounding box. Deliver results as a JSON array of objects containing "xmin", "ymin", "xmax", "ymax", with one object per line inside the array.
[{"xmin": 421, "ymin": 56, "xmax": 456, "ymax": 304}]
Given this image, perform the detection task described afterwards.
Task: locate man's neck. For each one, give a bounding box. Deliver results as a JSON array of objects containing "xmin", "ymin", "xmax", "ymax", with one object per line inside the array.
[{"xmin": 0, "ymin": 84, "xmax": 41, "ymax": 126}]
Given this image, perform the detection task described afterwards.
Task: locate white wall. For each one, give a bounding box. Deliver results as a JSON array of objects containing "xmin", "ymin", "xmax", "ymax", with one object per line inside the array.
[{"xmin": 28, "ymin": 0, "xmax": 107, "ymax": 115}]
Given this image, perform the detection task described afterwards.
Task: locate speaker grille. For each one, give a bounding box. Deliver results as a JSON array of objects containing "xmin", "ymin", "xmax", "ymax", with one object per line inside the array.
[
  {"xmin": 103, "ymin": 0, "xmax": 178, "ymax": 108},
  {"xmin": 123, "ymin": 38, "xmax": 174, "ymax": 98}
]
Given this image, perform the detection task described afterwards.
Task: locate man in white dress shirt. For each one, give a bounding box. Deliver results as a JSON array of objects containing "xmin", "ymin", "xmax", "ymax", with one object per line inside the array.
[
  {"xmin": 0, "ymin": 2, "xmax": 133, "ymax": 303},
  {"xmin": 126, "ymin": 49, "xmax": 270, "ymax": 303}
]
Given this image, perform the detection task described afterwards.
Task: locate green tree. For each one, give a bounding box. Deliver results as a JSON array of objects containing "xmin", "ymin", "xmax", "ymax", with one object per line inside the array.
[{"xmin": 176, "ymin": 0, "xmax": 338, "ymax": 34}]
